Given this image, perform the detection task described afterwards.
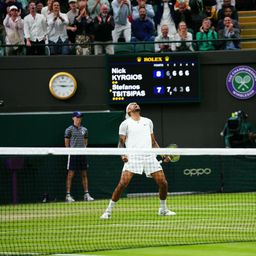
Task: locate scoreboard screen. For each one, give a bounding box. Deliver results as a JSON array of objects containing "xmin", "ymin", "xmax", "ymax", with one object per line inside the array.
[{"xmin": 106, "ymin": 53, "xmax": 200, "ymax": 104}]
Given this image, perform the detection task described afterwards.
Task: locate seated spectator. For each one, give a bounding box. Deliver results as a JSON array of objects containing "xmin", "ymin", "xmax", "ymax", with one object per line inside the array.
[
  {"xmin": 195, "ymin": 18, "xmax": 218, "ymax": 51},
  {"xmin": 216, "ymin": 0, "xmax": 235, "ymax": 11},
  {"xmin": 131, "ymin": 6, "xmax": 154, "ymax": 41},
  {"xmin": 74, "ymin": 0, "xmax": 94, "ymax": 55},
  {"xmin": 174, "ymin": 21, "xmax": 194, "ymax": 51},
  {"xmin": 218, "ymin": 0, "xmax": 238, "ymax": 21},
  {"xmin": 111, "ymin": 0, "xmax": 131, "ymax": 43},
  {"xmin": 155, "ymin": 0, "xmax": 176, "ymax": 37},
  {"xmin": 36, "ymin": 1, "xmax": 44, "ymax": 14},
  {"xmin": 66, "ymin": 0, "xmax": 79, "ymax": 45},
  {"xmin": 217, "ymin": 5, "xmax": 240, "ymax": 30},
  {"xmin": 154, "ymin": 24, "xmax": 175, "ymax": 52},
  {"xmin": 93, "ymin": 4, "xmax": 114, "ymax": 55},
  {"xmin": 87, "ymin": 0, "xmax": 110, "ymax": 19},
  {"xmin": 42, "ymin": 0, "xmax": 54, "ymax": 18},
  {"xmin": 3, "ymin": 5, "xmax": 25, "ymax": 56},
  {"xmin": 132, "ymin": 0, "xmax": 155, "ymax": 27},
  {"xmin": 47, "ymin": 0, "xmax": 70, "ymax": 55},
  {"xmin": 174, "ymin": 0, "xmax": 193, "ymax": 31},
  {"xmin": 218, "ymin": 17, "xmax": 240, "ymax": 50},
  {"xmin": 24, "ymin": 2, "xmax": 47, "ymax": 55}
]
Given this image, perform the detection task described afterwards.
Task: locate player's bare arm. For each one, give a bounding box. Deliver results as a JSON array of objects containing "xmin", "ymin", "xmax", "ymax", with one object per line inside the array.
[
  {"xmin": 64, "ymin": 138, "xmax": 70, "ymax": 148},
  {"xmin": 151, "ymin": 133, "xmax": 160, "ymax": 148},
  {"xmin": 151, "ymin": 134, "xmax": 170, "ymax": 163},
  {"xmin": 118, "ymin": 135, "xmax": 128, "ymax": 162},
  {"xmin": 84, "ymin": 138, "xmax": 88, "ymax": 147}
]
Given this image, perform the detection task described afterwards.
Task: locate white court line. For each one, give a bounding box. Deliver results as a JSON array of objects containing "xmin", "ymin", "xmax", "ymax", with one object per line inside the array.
[
  {"xmin": 0, "ymin": 253, "xmax": 105, "ymax": 256},
  {"xmin": 54, "ymin": 254, "xmax": 105, "ymax": 256},
  {"xmin": 0, "ymin": 253, "xmax": 40, "ymax": 255}
]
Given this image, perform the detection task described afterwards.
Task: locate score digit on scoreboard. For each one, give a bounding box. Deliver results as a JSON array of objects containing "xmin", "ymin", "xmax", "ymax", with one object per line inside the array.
[{"xmin": 107, "ymin": 54, "xmax": 200, "ymax": 104}]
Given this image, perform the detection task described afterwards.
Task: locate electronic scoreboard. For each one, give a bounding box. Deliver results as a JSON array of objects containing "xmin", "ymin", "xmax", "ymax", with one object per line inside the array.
[{"xmin": 106, "ymin": 53, "xmax": 200, "ymax": 104}]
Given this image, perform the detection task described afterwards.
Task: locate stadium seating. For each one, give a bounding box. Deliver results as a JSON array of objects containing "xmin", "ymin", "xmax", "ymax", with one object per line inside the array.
[
  {"xmin": 239, "ymin": 10, "xmax": 256, "ymax": 49},
  {"xmin": 114, "ymin": 43, "xmax": 134, "ymax": 54}
]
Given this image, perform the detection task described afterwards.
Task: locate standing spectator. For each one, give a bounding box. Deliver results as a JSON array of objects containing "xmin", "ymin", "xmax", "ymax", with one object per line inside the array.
[
  {"xmin": 174, "ymin": 21, "xmax": 194, "ymax": 51},
  {"xmin": 93, "ymin": 4, "xmax": 114, "ymax": 55},
  {"xmin": 174, "ymin": 0, "xmax": 193, "ymax": 31},
  {"xmin": 1, "ymin": 0, "xmax": 24, "ymax": 19},
  {"xmin": 47, "ymin": 0, "xmax": 70, "ymax": 55},
  {"xmin": 155, "ymin": 0, "xmax": 176, "ymax": 37},
  {"xmin": 24, "ymin": 2, "xmax": 47, "ymax": 55},
  {"xmin": 189, "ymin": 0, "xmax": 206, "ymax": 35},
  {"xmin": 216, "ymin": 0, "xmax": 235, "ymax": 11},
  {"xmin": 67, "ymin": 0, "xmax": 79, "ymax": 24},
  {"xmin": 203, "ymin": 2, "xmax": 218, "ymax": 28},
  {"xmin": 154, "ymin": 24, "xmax": 175, "ymax": 52},
  {"xmin": 3, "ymin": 5, "xmax": 24, "ymax": 56},
  {"xmin": 0, "ymin": 20, "xmax": 6, "ymax": 56},
  {"xmin": 131, "ymin": 6, "xmax": 154, "ymax": 42},
  {"xmin": 195, "ymin": 18, "xmax": 218, "ymax": 51},
  {"xmin": 66, "ymin": 0, "xmax": 79, "ymax": 45},
  {"xmin": 218, "ymin": 17, "xmax": 240, "ymax": 49},
  {"xmin": 218, "ymin": 0, "xmax": 238, "ymax": 20},
  {"xmin": 111, "ymin": 0, "xmax": 132, "ymax": 42},
  {"xmin": 87, "ymin": 0, "xmax": 110, "ymax": 19},
  {"xmin": 132, "ymin": 0, "xmax": 155, "ymax": 27},
  {"xmin": 74, "ymin": 0, "xmax": 94, "ymax": 55},
  {"xmin": 65, "ymin": 111, "xmax": 94, "ymax": 203},
  {"xmin": 42, "ymin": 0, "xmax": 53, "ymax": 18},
  {"xmin": 36, "ymin": 1, "xmax": 44, "ymax": 14}
]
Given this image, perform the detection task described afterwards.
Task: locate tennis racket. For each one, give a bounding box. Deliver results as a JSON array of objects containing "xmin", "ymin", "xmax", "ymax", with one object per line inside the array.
[{"xmin": 161, "ymin": 144, "xmax": 180, "ymax": 163}]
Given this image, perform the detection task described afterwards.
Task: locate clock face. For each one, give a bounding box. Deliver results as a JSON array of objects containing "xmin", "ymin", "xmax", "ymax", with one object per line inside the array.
[{"xmin": 49, "ymin": 72, "xmax": 77, "ymax": 100}]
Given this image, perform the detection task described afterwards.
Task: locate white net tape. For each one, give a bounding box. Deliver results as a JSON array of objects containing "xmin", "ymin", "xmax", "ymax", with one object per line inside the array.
[{"xmin": 0, "ymin": 147, "xmax": 256, "ymax": 155}]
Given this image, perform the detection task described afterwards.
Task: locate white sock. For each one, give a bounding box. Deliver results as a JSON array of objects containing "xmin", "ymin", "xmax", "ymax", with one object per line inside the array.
[
  {"xmin": 160, "ymin": 200, "xmax": 167, "ymax": 209},
  {"xmin": 106, "ymin": 200, "xmax": 116, "ymax": 212}
]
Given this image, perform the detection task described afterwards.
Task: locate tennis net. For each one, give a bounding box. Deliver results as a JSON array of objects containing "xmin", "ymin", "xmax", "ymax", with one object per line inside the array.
[{"xmin": 0, "ymin": 147, "xmax": 255, "ymax": 255}]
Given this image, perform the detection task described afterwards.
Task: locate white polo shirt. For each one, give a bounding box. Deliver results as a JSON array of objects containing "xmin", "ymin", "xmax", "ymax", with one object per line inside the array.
[{"xmin": 119, "ymin": 117, "xmax": 153, "ymax": 149}]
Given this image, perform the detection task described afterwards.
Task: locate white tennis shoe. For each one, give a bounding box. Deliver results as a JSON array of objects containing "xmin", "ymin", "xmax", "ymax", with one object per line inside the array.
[
  {"xmin": 100, "ymin": 211, "xmax": 111, "ymax": 219},
  {"xmin": 158, "ymin": 208, "xmax": 176, "ymax": 216},
  {"xmin": 65, "ymin": 194, "xmax": 75, "ymax": 203},
  {"xmin": 84, "ymin": 193, "xmax": 94, "ymax": 201}
]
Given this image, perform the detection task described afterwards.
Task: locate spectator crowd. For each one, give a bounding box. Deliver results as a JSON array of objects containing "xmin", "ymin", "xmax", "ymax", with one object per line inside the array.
[{"xmin": 0, "ymin": 0, "xmax": 255, "ymax": 56}]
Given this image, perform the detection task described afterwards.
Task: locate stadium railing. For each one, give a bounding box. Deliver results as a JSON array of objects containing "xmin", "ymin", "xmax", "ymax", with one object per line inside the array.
[{"xmin": 0, "ymin": 37, "xmax": 255, "ymax": 56}]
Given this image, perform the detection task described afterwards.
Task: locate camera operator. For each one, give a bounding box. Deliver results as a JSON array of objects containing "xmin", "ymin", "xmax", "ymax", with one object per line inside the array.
[{"xmin": 221, "ymin": 110, "xmax": 256, "ymax": 148}]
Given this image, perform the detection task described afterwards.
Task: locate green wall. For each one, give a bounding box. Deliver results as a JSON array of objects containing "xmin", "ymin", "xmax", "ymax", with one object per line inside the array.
[{"xmin": 0, "ymin": 112, "xmax": 124, "ymax": 146}]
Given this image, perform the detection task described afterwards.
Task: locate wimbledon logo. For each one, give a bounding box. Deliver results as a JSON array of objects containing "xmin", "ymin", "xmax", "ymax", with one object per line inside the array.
[{"xmin": 226, "ymin": 66, "xmax": 256, "ymax": 100}]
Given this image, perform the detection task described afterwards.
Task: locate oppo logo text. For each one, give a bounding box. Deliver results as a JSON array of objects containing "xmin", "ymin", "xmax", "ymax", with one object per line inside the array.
[{"xmin": 183, "ymin": 168, "xmax": 212, "ymax": 176}]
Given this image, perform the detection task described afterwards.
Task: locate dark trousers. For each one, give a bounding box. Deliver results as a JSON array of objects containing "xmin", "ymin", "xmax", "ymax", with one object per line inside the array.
[
  {"xmin": 26, "ymin": 40, "xmax": 45, "ymax": 55},
  {"xmin": 49, "ymin": 38, "xmax": 70, "ymax": 55}
]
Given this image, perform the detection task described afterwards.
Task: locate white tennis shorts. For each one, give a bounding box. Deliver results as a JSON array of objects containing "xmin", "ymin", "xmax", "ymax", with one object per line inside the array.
[{"xmin": 122, "ymin": 154, "xmax": 162, "ymax": 178}]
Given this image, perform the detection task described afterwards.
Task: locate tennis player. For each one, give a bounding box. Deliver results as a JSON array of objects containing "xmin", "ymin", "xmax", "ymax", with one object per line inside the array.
[
  {"xmin": 100, "ymin": 103, "xmax": 176, "ymax": 219},
  {"xmin": 65, "ymin": 111, "xmax": 94, "ymax": 202}
]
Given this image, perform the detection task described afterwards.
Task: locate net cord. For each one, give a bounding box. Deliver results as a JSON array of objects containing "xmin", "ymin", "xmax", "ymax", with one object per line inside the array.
[{"xmin": 0, "ymin": 147, "xmax": 256, "ymax": 155}]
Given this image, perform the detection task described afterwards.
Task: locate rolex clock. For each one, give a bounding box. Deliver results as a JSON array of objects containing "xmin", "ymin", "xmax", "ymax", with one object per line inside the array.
[{"xmin": 49, "ymin": 72, "xmax": 77, "ymax": 100}]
